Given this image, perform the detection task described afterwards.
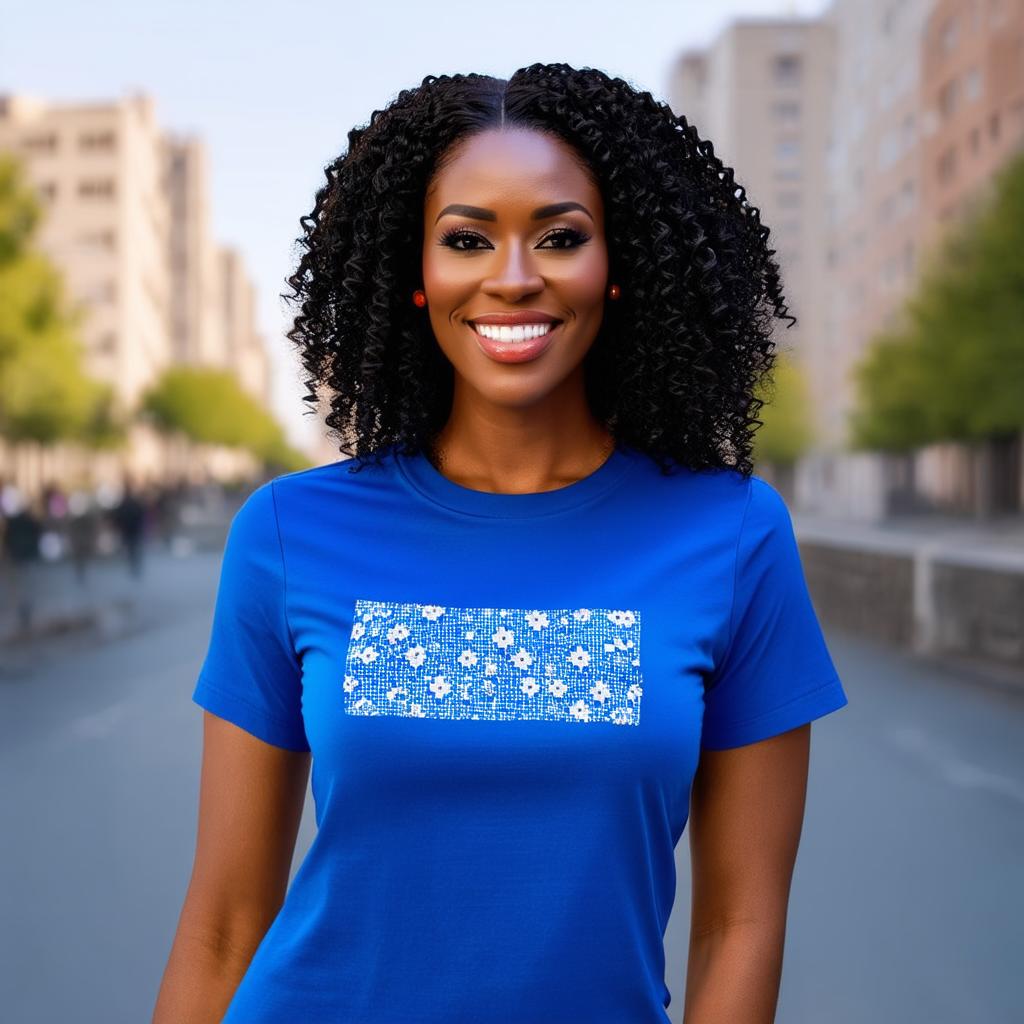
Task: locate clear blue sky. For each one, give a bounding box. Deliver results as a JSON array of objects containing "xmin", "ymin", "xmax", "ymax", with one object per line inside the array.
[{"xmin": 2, "ymin": 0, "xmax": 831, "ymax": 454}]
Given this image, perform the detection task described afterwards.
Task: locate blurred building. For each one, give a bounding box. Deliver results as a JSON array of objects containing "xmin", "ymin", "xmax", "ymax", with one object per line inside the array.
[
  {"xmin": 0, "ymin": 91, "xmax": 274, "ymax": 490},
  {"xmin": 670, "ymin": 19, "xmax": 836, "ymax": 456},
  {"xmin": 919, "ymin": 0, "xmax": 1024, "ymax": 254}
]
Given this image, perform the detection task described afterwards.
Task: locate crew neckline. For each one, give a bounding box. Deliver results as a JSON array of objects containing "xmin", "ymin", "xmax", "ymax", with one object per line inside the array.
[{"xmin": 392, "ymin": 442, "xmax": 643, "ymax": 518}]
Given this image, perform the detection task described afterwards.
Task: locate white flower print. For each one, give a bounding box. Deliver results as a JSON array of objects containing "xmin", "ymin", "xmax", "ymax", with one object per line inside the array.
[
  {"xmin": 567, "ymin": 645, "xmax": 590, "ymax": 669},
  {"xmin": 569, "ymin": 699, "xmax": 591, "ymax": 721},
  {"xmin": 386, "ymin": 623, "xmax": 410, "ymax": 644},
  {"xmin": 429, "ymin": 675, "xmax": 451, "ymax": 699},
  {"xmin": 344, "ymin": 599, "xmax": 643, "ymax": 726},
  {"xmin": 491, "ymin": 626, "xmax": 514, "ymax": 648},
  {"xmin": 510, "ymin": 648, "xmax": 533, "ymax": 670}
]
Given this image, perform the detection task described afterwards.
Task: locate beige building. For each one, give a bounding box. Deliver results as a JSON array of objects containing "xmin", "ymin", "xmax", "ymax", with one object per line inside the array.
[
  {"xmin": 669, "ymin": 19, "xmax": 836, "ymax": 453},
  {"xmin": 219, "ymin": 247, "xmax": 271, "ymax": 408},
  {"xmin": 0, "ymin": 93, "xmax": 172, "ymax": 412},
  {"xmin": 0, "ymin": 91, "xmax": 275, "ymax": 490}
]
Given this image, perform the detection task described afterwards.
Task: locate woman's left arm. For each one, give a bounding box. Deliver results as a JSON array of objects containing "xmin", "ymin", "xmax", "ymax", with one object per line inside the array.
[{"xmin": 682, "ymin": 722, "xmax": 812, "ymax": 1024}]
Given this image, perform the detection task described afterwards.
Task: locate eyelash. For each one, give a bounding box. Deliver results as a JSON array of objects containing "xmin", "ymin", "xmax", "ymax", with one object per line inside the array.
[{"xmin": 438, "ymin": 226, "xmax": 591, "ymax": 252}]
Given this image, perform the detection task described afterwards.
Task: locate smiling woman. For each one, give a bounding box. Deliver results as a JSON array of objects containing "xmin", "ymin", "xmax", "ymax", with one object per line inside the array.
[{"xmin": 155, "ymin": 63, "xmax": 848, "ymax": 1024}]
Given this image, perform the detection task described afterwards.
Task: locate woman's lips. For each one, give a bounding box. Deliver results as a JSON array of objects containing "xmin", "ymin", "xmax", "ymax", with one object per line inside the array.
[{"xmin": 467, "ymin": 320, "xmax": 562, "ymax": 364}]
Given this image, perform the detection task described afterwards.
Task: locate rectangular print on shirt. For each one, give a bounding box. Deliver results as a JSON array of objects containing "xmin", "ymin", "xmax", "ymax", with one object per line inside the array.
[{"xmin": 343, "ymin": 599, "xmax": 644, "ymax": 726}]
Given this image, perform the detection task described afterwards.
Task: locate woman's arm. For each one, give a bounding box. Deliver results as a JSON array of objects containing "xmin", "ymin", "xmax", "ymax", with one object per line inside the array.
[
  {"xmin": 683, "ymin": 722, "xmax": 812, "ymax": 1024},
  {"xmin": 152, "ymin": 712, "xmax": 311, "ymax": 1024}
]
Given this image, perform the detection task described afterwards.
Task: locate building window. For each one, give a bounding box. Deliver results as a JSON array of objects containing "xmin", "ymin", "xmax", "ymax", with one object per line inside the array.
[
  {"xmin": 989, "ymin": 111, "xmax": 1001, "ymax": 141},
  {"xmin": 78, "ymin": 178, "xmax": 116, "ymax": 199},
  {"xmin": 37, "ymin": 181, "xmax": 57, "ymax": 202},
  {"xmin": 80, "ymin": 229, "xmax": 116, "ymax": 250},
  {"xmin": 777, "ymin": 190, "xmax": 801, "ymax": 209},
  {"xmin": 938, "ymin": 76, "xmax": 960, "ymax": 119},
  {"xmin": 95, "ymin": 332, "xmax": 117, "ymax": 354},
  {"xmin": 79, "ymin": 130, "xmax": 116, "ymax": 151},
  {"xmin": 773, "ymin": 54, "xmax": 802, "ymax": 87},
  {"xmin": 776, "ymin": 137, "xmax": 800, "ymax": 159},
  {"xmin": 772, "ymin": 100, "xmax": 801, "ymax": 121},
  {"xmin": 969, "ymin": 125, "xmax": 981, "ymax": 154},
  {"xmin": 774, "ymin": 166, "xmax": 802, "ymax": 181},
  {"xmin": 937, "ymin": 145, "xmax": 958, "ymax": 183},
  {"xmin": 21, "ymin": 133, "xmax": 57, "ymax": 153}
]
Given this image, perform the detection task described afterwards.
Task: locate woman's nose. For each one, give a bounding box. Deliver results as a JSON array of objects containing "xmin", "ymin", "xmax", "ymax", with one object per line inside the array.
[{"xmin": 482, "ymin": 240, "xmax": 544, "ymax": 297}]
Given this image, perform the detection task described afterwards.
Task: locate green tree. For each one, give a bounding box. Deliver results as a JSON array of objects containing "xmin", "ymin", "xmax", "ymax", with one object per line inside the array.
[
  {"xmin": 751, "ymin": 349, "xmax": 816, "ymax": 466},
  {"xmin": 142, "ymin": 366, "xmax": 309, "ymax": 472},
  {"xmin": 0, "ymin": 153, "xmax": 112, "ymax": 444},
  {"xmin": 852, "ymin": 149, "xmax": 1024, "ymax": 449}
]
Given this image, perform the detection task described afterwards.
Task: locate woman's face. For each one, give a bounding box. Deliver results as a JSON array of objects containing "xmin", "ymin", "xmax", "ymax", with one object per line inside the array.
[{"xmin": 421, "ymin": 128, "xmax": 609, "ymax": 409}]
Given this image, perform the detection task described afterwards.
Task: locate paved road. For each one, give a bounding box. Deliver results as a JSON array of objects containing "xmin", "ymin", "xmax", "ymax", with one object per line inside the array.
[{"xmin": 1, "ymin": 550, "xmax": 1021, "ymax": 1023}]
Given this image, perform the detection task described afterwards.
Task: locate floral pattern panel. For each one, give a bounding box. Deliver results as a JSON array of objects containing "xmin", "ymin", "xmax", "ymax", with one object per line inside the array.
[{"xmin": 343, "ymin": 600, "xmax": 644, "ymax": 726}]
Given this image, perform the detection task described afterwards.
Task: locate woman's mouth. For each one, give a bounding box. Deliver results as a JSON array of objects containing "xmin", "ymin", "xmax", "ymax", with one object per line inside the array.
[{"xmin": 467, "ymin": 320, "xmax": 563, "ymax": 364}]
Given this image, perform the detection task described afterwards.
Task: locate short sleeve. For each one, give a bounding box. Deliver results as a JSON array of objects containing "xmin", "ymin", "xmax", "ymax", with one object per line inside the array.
[
  {"xmin": 701, "ymin": 477, "xmax": 848, "ymax": 751},
  {"xmin": 191, "ymin": 481, "xmax": 310, "ymax": 752}
]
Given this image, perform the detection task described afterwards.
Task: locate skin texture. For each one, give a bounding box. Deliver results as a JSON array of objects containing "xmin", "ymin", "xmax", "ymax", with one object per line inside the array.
[{"xmin": 154, "ymin": 126, "xmax": 814, "ymax": 1023}]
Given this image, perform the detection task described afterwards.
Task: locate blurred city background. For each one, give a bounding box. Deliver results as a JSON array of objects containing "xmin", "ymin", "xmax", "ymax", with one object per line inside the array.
[{"xmin": 1, "ymin": 1, "xmax": 1022, "ymax": 1022}]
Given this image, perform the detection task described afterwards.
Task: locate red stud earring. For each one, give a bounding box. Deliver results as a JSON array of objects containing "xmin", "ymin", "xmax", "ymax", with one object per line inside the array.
[
  {"xmin": 412, "ymin": 289, "xmax": 427, "ymax": 307},
  {"xmin": 608, "ymin": 283, "xmax": 621, "ymax": 300}
]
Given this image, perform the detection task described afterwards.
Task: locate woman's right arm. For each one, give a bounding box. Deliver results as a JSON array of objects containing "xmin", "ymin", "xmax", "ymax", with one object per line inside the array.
[{"xmin": 152, "ymin": 711, "xmax": 311, "ymax": 1023}]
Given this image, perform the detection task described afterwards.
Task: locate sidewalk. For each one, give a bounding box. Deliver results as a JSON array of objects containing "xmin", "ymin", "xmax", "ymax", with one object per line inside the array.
[
  {"xmin": 793, "ymin": 511, "xmax": 1024, "ymax": 572},
  {"xmin": 0, "ymin": 524, "xmax": 231, "ymax": 649}
]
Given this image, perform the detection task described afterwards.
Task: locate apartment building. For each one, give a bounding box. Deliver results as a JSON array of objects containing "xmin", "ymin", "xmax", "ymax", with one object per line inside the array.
[
  {"xmin": 670, "ymin": 19, "xmax": 836, "ymax": 453},
  {"xmin": 0, "ymin": 91, "xmax": 275, "ymax": 487}
]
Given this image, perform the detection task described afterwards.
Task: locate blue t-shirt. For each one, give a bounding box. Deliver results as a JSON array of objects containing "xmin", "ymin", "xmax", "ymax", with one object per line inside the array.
[{"xmin": 192, "ymin": 441, "xmax": 848, "ymax": 1023}]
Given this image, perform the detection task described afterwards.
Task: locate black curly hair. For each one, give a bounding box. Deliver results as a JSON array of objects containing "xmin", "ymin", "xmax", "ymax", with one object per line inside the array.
[{"xmin": 281, "ymin": 62, "xmax": 794, "ymax": 479}]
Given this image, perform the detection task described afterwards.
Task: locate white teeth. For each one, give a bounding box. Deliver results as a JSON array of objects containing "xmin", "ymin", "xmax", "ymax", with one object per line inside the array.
[{"xmin": 473, "ymin": 322, "xmax": 555, "ymax": 341}]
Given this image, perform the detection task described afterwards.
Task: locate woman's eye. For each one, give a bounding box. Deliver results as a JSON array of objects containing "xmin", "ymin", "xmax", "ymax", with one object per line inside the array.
[
  {"xmin": 538, "ymin": 228, "xmax": 590, "ymax": 250},
  {"xmin": 439, "ymin": 227, "xmax": 590, "ymax": 252},
  {"xmin": 440, "ymin": 230, "xmax": 490, "ymax": 252}
]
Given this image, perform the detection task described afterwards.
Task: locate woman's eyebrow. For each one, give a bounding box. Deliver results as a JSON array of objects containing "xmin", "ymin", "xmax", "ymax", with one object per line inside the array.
[{"xmin": 434, "ymin": 201, "xmax": 593, "ymax": 224}]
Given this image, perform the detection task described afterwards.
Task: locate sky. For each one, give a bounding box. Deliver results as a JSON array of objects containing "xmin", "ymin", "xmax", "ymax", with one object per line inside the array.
[{"xmin": 2, "ymin": 0, "xmax": 832, "ymax": 455}]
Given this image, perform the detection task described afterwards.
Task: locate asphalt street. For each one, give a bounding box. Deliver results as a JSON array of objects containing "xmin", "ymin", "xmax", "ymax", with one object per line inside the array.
[{"xmin": 1, "ymin": 548, "xmax": 1021, "ymax": 1023}]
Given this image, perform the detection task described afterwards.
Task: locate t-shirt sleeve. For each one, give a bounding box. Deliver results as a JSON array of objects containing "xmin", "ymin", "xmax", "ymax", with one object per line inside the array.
[
  {"xmin": 191, "ymin": 481, "xmax": 310, "ymax": 752},
  {"xmin": 701, "ymin": 476, "xmax": 848, "ymax": 751}
]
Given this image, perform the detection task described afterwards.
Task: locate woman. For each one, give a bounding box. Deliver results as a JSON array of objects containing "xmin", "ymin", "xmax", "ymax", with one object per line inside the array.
[{"xmin": 154, "ymin": 63, "xmax": 848, "ymax": 1024}]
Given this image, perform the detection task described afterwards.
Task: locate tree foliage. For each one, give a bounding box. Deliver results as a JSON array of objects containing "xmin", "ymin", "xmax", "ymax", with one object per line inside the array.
[
  {"xmin": 751, "ymin": 348, "xmax": 816, "ymax": 466},
  {"xmin": 0, "ymin": 153, "xmax": 113, "ymax": 444},
  {"xmin": 142, "ymin": 366, "xmax": 309, "ymax": 471},
  {"xmin": 851, "ymin": 149, "xmax": 1024, "ymax": 450}
]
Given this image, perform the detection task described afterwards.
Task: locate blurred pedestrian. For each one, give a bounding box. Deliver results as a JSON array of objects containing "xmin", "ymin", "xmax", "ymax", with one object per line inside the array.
[
  {"xmin": 111, "ymin": 478, "xmax": 147, "ymax": 578},
  {"xmin": 2, "ymin": 491, "xmax": 42, "ymax": 636}
]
